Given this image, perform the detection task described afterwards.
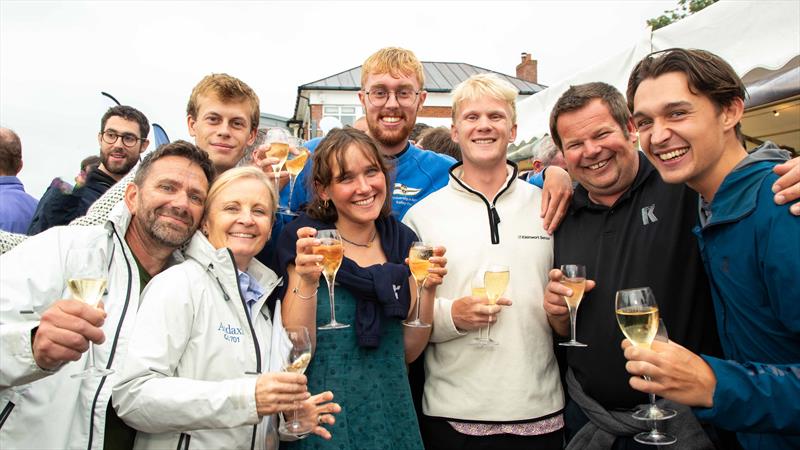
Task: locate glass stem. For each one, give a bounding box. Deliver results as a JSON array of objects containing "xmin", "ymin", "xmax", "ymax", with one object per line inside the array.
[
  {"xmin": 327, "ymin": 275, "xmax": 336, "ymax": 324},
  {"xmin": 486, "ymin": 320, "xmax": 492, "ymax": 341},
  {"xmin": 414, "ymin": 280, "xmax": 424, "ymax": 322},
  {"xmin": 287, "ymin": 175, "xmax": 296, "ymax": 213},
  {"xmin": 87, "ymin": 342, "xmax": 96, "ymax": 369},
  {"xmin": 568, "ymin": 305, "xmax": 578, "ymax": 342}
]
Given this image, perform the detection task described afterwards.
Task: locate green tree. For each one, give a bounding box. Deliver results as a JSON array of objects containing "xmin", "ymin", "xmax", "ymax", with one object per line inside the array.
[{"xmin": 647, "ymin": 0, "xmax": 718, "ymax": 30}]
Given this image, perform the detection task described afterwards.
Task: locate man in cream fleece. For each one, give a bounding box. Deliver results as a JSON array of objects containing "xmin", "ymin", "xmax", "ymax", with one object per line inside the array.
[{"xmin": 402, "ymin": 73, "xmax": 564, "ymax": 450}]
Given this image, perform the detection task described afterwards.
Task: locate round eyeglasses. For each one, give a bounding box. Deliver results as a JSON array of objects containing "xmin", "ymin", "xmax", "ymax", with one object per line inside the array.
[
  {"xmin": 100, "ymin": 130, "xmax": 143, "ymax": 147},
  {"xmin": 364, "ymin": 88, "xmax": 420, "ymax": 107}
]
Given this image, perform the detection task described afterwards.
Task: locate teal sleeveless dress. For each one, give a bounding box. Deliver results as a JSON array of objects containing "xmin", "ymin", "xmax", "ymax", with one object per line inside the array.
[{"xmin": 284, "ymin": 281, "xmax": 423, "ymax": 450}]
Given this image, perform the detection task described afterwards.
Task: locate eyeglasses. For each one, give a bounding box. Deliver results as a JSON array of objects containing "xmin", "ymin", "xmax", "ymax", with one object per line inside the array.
[
  {"xmin": 100, "ymin": 130, "xmax": 143, "ymax": 147},
  {"xmin": 364, "ymin": 88, "xmax": 420, "ymax": 107}
]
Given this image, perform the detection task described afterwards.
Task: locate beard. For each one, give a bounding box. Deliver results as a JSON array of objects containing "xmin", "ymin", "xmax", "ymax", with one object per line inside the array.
[
  {"xmin": 137, "ymin": 205, "xmax": 196, "ymax": 248},
  {"xmin": 101, "ymin": 150, "xmax": 139, "ymax": 176},
  {"xmin": 367, "ymin": 112, "xmax": 415, "ymax": 150}
]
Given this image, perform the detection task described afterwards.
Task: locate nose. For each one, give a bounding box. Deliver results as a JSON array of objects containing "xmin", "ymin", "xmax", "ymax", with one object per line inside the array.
[
  {"xmin": 584, "ymin": 139, "xmax": 602, "ymax": 158},
  {"xmin": 649, "ymin": 119, "xmax": 671, "ymax": 148},
  {"xmin": 216, "ymin": 121, "xmax": 232, "ymax": 137},
  {"xmin": 355, "ymin": 175, "xmax": 370, "ymax": 193},
  {"xmin": 476, "ymin": 115, "xmax": 492, "ymax": 131},
  {"xmin": 384, "ymin": 91, "xmax": 401, "ymax": 108},
  {"xmin": 238, "ymin": 209, "xmax": 256, "ymax": 226}
]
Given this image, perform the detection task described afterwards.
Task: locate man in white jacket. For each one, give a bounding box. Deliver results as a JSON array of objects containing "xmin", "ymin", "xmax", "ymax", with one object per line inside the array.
[
  {"xmin": 403, "ymin": 74, "xmax": 564, "ymax": 449},
  {"xmin": 0, "ymin": 141, "xmax": 223, "ymax": 449}
]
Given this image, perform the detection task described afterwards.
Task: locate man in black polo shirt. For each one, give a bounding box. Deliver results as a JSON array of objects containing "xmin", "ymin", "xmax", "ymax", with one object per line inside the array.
[{"xmin": 541, "ymin": 82, "xmax": 770, "ymax": 449}]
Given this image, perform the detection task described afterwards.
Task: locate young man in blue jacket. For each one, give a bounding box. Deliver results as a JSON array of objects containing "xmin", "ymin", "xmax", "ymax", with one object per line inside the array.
[{"xmin": 623, "ymin": 48, "xmax": 799, "ymax": 450}]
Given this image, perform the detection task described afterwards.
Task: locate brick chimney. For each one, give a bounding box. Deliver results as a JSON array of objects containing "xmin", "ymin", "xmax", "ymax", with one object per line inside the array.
[{"xmin": 516, "ymin": 52, "xmax": 538, "ymax": 84}]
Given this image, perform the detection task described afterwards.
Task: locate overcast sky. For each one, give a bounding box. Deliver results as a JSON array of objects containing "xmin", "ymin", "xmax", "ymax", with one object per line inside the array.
[{"xmin": 1, "ymin": 0, "xmax": 674, "ymax": 197}]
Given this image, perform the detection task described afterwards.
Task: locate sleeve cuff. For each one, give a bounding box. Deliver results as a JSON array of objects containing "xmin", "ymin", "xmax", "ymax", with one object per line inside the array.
[{"xmin": 430, "ymin": 297, "xmax": 468, "ymax": 343}]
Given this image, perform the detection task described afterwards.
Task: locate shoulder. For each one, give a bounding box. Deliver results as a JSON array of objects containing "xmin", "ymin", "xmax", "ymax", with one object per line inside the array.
[{"xmin": 402, "ymin": 146, "xmax": 455, "ymax": 170}]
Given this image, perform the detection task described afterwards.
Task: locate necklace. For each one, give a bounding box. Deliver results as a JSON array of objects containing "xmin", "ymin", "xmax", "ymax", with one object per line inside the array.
[{"xmin": 339, "ymin": 229, "xmax": 377, "ymax": 248}]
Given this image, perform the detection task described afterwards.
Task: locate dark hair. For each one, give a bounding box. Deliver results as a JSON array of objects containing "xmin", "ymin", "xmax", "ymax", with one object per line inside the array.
[
  {"xmin": 306, "ymin": 127, "xmax": 393, "ymax": 222},
  {"xmin": 410, "ymin": 123, "xmax": 431, "ymax": 142},
  {"xmin": 549, "ymin": 82, "xmax": 631, "ymax": 150},
  {"xmin": 627, "ymin": 48, "xmax": 746, "ymax": 139},
  {"xmin": 0, "ymin": 128, "xmax": 22, "ymax": 175},
  {"xmin": 100, "ymin": 105, "xmax": 151, "ymax": 140},
  {"xmin": 80, "ymin": 155, "xmax": 101, "ymax": 172},
  {"xmin": 133, "ymin": 140, "xmax": 216, "ymax": 187},
  {"xmin": 418, "ymin": 127, "xmax": 461, "ymax": 161}
]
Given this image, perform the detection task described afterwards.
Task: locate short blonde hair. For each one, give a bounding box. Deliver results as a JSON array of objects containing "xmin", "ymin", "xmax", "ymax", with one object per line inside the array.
[
  {"xmin": 451, "ymin": 73, "xmax": 518, "ymax": 124},
  {"xmin": 361, "ymin": 47, "xmax": 425, "ymax": 89},
  {"xmin": 202, "ymin": 167, "xmax": 277, "ymax": 224},
  {"xmin": 187, "ymin": 73, "xmax": 260, "ymax": 132}
]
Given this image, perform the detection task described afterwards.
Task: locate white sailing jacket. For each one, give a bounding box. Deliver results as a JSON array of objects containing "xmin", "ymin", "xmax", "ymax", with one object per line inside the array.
[{"xmin": 113, "ymin": 231, "xmax": 290, "ymax": 450}]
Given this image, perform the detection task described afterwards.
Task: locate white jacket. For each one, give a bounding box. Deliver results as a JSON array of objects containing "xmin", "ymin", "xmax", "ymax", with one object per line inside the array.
[
  {"xmin": 113, "ymin": 232, "xmax": 290, "ymax": 450},
  {"xmin": 0, "ymin": 202, "xmax": 166, "ymax": 449}
]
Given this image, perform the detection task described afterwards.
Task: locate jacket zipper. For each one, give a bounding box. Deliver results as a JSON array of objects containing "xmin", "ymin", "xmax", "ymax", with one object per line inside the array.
[
  {"xmin": 449, "ymin": 162, "xmax": 517, "ymax": 245},
  {"xmin": 225, "ymin": 249, "xmax": 261, "ymax": 450},
  {"xmin": 176, "ymin": 432, "xmax": 191, "ymax": 450},
  {"xmin": 0, "ymin": 401, "xmax": 15, "ymax": 429},
  {"xmin": 87, "ymin": 228, "xmax": 133, "ymax": 450}
]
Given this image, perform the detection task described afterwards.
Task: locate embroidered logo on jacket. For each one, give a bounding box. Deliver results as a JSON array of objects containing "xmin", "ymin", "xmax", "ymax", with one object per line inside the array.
[
  {"xmin": 393, "ymin": 183, "xmax": 422, "ymax": 197},
  {"xmin": 218, "ymin": 322, "xmax": 245, "ymax": 343},
  {"xmin": 641, "ymin": 204, "xmax": 658, "ymax": 225}
]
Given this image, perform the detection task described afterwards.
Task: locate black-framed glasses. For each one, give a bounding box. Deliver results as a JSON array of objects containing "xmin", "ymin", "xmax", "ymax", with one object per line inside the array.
[
  {"xmin": 364, "ymin": 88, "xmax": 420, "ymax": 107},
  {"xmin": 100, "ymin": 130, "xmax": 143, "ymax": 147}
]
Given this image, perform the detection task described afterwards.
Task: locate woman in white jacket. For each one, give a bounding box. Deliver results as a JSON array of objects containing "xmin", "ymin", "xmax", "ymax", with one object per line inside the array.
[{"xmin": 113, "ymin": 167, "xmax": 339, "ymax": 449}]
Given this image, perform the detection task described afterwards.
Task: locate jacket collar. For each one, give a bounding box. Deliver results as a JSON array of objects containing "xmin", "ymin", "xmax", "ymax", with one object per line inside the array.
[
  {"xmin": 572, "ymin": 152, "xmax": 655, "ymax": 211},
  {"xmin": 704, "ymin": 160, "xmax": 774, "ymax": 227},
  {"xmin": 447, "ymin": 160, "xmax": 519, "ymax": 202}
]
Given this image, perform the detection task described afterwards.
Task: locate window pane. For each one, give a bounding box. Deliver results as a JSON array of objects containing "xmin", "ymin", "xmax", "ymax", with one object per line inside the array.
[
  {"xmin": 324, "ymin": 106, "xmax": 339, "ymax": 114},
  {"xmin": 341, "ymin": 107, "xmax": 356, "ymax": 114}
]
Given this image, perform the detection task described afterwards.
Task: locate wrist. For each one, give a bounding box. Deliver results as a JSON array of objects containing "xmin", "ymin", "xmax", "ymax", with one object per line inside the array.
[{"xmin": 293, "ymin": 279, "xmax": 319, "ymax": 300}]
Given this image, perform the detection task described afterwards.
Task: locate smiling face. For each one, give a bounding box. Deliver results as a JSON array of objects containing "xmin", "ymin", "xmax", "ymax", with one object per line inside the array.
[
  {"xmin": 358, "ymin": 71, "xmax": 426, "ymax": 156},
  {"xmin": 632, "ymin": 71, "xmax": 743, "ymax": 198},
  {"xmin": 188, "ymin": 94, "xmax": 257, "ymax": 172},
  {"xmin": 557, "ymin": 98, "xmax": 639, "ymax": 207},
  {"xmin": 320, "ymin": 143, "xmax": 387, "ymax": 227},
  {"xmin": 451, "ymin": 96, "xmax": 517, "ymax": 171},
  {"xmin": 98, "ymin": 116, "xmax": 148, "ymax": 179},
  {"xmin": 203, "ymin": 177, "xmax": 273, "ymax": 270}
]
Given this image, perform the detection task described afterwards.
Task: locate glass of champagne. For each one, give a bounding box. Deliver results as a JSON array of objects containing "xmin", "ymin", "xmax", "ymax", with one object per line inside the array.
[
  {"xmin": 282, "ymin": 140, "xmax": 310, "ymax": 216},
  {"xmin": 477, "ymin": 264, "xmax": 509, "ymax": 346},
  {"xmin": 470, "ymin": 269, "xmax": 488, "ymax": 346},
  {"xmin": 615, "ymin": 287, "xmax": 677, "ymax": 445},
  {"xmin": 314, "ymin": 230, "xmax": 348, "ymax": 330},
  {"xmin": 67, "ymin": 248, "xmax": 113, "ymax": 379},
  {"xmin": 280, "ymin": 326, "xmax": 313, "ymax": 435},
  {"xmin": 263, "ymin": 128, "xmax": 290, "ymax": 197},
  {"xmin": 558, "ymin": 264, "xmax": 587, "ymax": 347},
  {"xmin": 403, "ymin": 242, "xmax": 434, "ymax": 328}
]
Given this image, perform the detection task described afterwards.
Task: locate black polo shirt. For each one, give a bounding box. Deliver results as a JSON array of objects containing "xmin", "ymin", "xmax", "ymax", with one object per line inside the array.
[{"xmin": 554, "ymin": 153, "xmax": 722, "ymax": 409}]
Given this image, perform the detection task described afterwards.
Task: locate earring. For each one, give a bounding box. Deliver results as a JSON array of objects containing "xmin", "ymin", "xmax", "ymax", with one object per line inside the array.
[{"xmin": 323, "ymin": 199, "xmax": 330, "ymax": 209}]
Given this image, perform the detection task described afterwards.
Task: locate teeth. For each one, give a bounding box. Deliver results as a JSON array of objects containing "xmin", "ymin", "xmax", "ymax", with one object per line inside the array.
[
  {"xmin": 658, "ymin": 148, "xmax": 688, "ymax": 161},
  {"xmin": 588, "ymin": 160, "xmax": 609, "ymax": 170},
  {"xmin": 354, "ymin": 197, "xmax": 374, "ymax": 206},
  {"xmin": 230, "ymin": 233, "xmax": 254, "ymax": 238},
  {"xmin": 474, "ymin": 139, "xmax": 495, "ymax": 144},
  {"xmin": 382, "ymin": 117, "xmax": 400, "ymax": 123}
]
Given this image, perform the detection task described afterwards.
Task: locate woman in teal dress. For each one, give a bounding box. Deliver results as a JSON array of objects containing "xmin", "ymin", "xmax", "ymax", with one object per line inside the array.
[{"xmin": 276, "ymin": 128, "xmax": 446, "ymax": 449}]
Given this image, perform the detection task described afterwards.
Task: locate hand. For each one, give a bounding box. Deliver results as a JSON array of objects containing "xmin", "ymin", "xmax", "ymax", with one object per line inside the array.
[
  {"xmin": 451, "ymin": 295, "xmax": 511, "ymax": 332},
  {"xmin": 294, "ymin": 227, "xmax": 323, "ymax": 287},
  {"xmin": 773, "ymin": 157, "xmax": 800, "ymax": 215},
  {"xmin": 540, "ymin": 166, "xmax": 573, "ymax": 234},
  {"xmin": 254, "ymin": 372, "xmax": 310, "ymax": 417},
  {"xmin": 543, "ymin": 269, "xmax": 595, "ymax": 336},
  {"xmin": 422, "ymin": 246, "xmax": 448, "ymax": 291},
  {"xmin": 32, "ymin": 299, "xmax": 106, "ymax": 370},
  {"xmin": 252, "ymin": 144, "xmax": 290, "ymax": 189},
  {"xmin": 621, "ymin": 339, "xmax": 716, "ymax": 408},
  {"xmin": 297, "ymin": 391, "xmax": 341, "ymax": 440}
]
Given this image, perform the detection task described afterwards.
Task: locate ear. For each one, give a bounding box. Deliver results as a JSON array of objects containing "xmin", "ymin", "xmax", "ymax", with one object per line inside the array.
[
  {"xmin": 509, "ymin": 123, "xmax": 517, "ymax": 143},
  {"xmin": 532, "ymin": 160, "xmax": 544, "ymax": 173},
  {"xmin": 139, "ymin": 139, "xmax": 150, "ymax": 154},
  {"xmin": 97, "ymin": 133, "xmax": 103, "ymax": 146},
  {"xmin": 418, "ymin": 90, "xmax": 428, "ymax": 111},
  {"xmin": 187, "ymin": 115, "xmax": 197, "ymax": 137},
  {"xmin": 315, "ymin": 181, "xmax": 330, "ymax": 202},
  {"xmin": 450, "ymin": 123, "xmax": 459, "ymax": 144},
  {"xmin": 625, "ymin": 117, "xmax": 638, "ymax": 144},
  {"xmin": 358, "ymin": 91, "xmax": 367, "ymax": 109},
  {"xmin": 721, "ymin": 97, "xmax": 745, "ymax": 133},
  {"xmin": 123, "ymin": 181, "xmax": 139, "ymax": 214}
]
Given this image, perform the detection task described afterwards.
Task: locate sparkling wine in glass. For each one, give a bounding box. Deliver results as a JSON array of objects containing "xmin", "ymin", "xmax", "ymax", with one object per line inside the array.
[
  {"xmin": 68, "ymin": 248, "xmax": 113, "ymax": 379},
  {"xmin": 262, "ymin": 128, "xmax": 290, "ymax": 195},
  {"xmin": 282, "ymin": 142, "xmax": 310, "ymax": 216},
  {"xmin": 314, "ymin": 230, "xmax": 348, "ymax": 330},
  {"xmin": 403, "ymin": 242, "xmax": 434, "ymax": 328},
  {"xmin": 476, "ymin": 264, "xmax": 509, "ymax": 346},
  {"xmin": 470, "ymin": 269, "xmax": 488, "ymax": 345},
  {"xmin": 280, "ymin": 326, "xmax": 313, "ymax": 435},
  {"xmin": 615, "ymin": 287, "xmax": 677, "ymax": 445},
  {"xmin": 558, "ymin": 264, "xmax": 587, "ymax": 347}
]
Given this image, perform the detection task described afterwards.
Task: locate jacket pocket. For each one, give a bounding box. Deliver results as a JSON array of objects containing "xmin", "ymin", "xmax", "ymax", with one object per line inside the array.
[
  {"xmin": 176, "ymin": 432, "xmax": 191, "ymax": 450},
  {"xmin": 0, "ymin": 401, "xmax": 15, "ymax": 430}
]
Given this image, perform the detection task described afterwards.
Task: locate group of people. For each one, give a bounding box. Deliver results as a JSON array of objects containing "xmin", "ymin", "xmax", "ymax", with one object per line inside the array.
[{"xmin": 0, "ymin": 45, "xmax": 798, "ymax": 450}]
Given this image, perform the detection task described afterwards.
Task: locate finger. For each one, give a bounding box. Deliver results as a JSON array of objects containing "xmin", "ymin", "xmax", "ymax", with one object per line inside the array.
[
  {"xmin": 495, "ymin": 298, "xmax": 512, "ymax": 306},
  {"xmin": 585, "ymin": 279, "xmax": 596, "ymax": 292},
  {"xmin": 548, "ymin": 268, "xmax": 563, "ymax": 282},
  {"xmin": 546, "ymin": 193, "xmax": 571, "ymax": 234},
  {"xmin": 540, "ymin": 190, "xmax": 551, "ymax": 219},
  {"xmin": 433, "ymin": 246, "xmax": 446, "ymax": 257},
  {"xmin": 47, "ymin": 311, "xmax": 105, "ymax": 344},
  {"xmin": 312, "ymin": 425, "xmax": 333, "ymax": 440},
  {"xmin": 34, "ymin": 335, "xmax": 85, "ymax": 364},
  {"xmin": 546, "ymin": 280, "xmax": 571, "ymax": 297},
  {"xmin": 297, "ymin": 227, "xmax": 318, "ymax": 239},
  {"xmin": 309, "ymin": 391, "xmax": 334, "ymax": 404}
]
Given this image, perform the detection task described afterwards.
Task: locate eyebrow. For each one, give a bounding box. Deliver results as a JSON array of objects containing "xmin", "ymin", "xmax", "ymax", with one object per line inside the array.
[{"xmin": 633, "ymin": 100, "xmax": 693, "ymax": 118}]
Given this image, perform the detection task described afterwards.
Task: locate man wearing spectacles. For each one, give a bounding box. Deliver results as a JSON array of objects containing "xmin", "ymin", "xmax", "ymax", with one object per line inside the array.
[{"xmin": 27, "ymin": 105, "xmax": 149, "ymax": 235}]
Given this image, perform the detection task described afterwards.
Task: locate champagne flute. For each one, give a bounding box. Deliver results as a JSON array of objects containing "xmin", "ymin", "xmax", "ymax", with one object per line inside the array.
[
  {"xmin": 67, "ymin": 248, "xmax": 113, "ymax": 378},
  {"xmin": 403, "ymin": 242, "xmax": 434, "ymax": 328},
  {"xmin": 558, "ymin": 264, "xmax": 587, "ymax": 347},
  {"xmin": 263, "ymin": 128, "xmax": 290, "ymax": 197},
  {"xmin": 615, "ymin": 287, "xmax": 677, "ymax": 445},
  {"xmin": 470, "ymin": 269, "xmax": 488, "ymax": 346},
  {"xmin": 282, "ymin": 140, "xmax": 310, "ymax": 216},
  {"xmin": 314, "ymin": 230, "xmax": 348, "ymax": 330},
  {"xmin": 280, "ymin": 326, "xmax": 313, "ymax": 434},
  {"xmin": 477, "ymin": 264, "xmax": 509, "ymax": 346}
]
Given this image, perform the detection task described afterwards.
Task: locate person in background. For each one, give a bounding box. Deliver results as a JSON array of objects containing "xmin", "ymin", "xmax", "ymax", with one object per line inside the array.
[
  {"xmin": 408, "ymin": 122, "xmax": 430, "ymax": 146},
  {"xmin": 416, "ymin": 126, "xmax": 461, "ymax": 161},
  {"xmin": 522, "ymin": 134, "xmax": 566, "ymax": 183},
  {"xmin": 27, "ymin": 106, "xmax": 150, "ymax": 234},
  {"xmin": 277, "ymin": 127, "xmax": 446, "ymax": 449},
  {"xmin": 623, "ymin": 47, "xmax": 799, "ymax": 450},
  {"xmin": 0, "ymin": 127, "xmax": 38, "ymax": 233}
]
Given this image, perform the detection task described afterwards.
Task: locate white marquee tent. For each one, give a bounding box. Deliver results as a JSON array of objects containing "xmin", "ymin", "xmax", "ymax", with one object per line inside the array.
[{"xmin": 516, "ymin": 0, "xmax": 800, "ymax": 151}]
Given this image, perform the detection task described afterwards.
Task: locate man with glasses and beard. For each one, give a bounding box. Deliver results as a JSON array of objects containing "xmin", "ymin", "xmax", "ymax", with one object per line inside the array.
[
  {"xmin": 0, "ymin": 141, "xmax": 214, "ymax": 450},
  {"xmin": 28, "ymin": 106, "xmax": 150, "ymax": 234}
]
